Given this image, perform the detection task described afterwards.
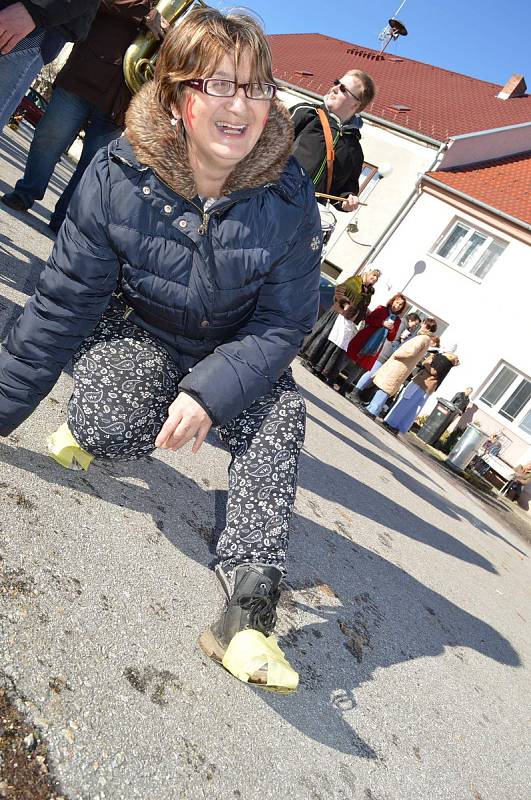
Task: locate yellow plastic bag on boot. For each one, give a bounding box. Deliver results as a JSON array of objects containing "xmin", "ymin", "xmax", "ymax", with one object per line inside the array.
[
  {"xmin": 47, "ymin": 423, "xmax": 94, "ymax": 471},
  {"xmin": 222, "ymin": 629, "xmax": 299, "ymax": 694}
]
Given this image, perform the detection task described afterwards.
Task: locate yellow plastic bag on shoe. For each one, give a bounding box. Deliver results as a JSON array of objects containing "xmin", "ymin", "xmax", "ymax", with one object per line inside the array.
[
  {"xmin": 222, "ymin": 629, "xmax": 299, "ymax": 694},
  {"xmin": 47, "ymin": 423, "xmax": 94, "ymax": 471}
]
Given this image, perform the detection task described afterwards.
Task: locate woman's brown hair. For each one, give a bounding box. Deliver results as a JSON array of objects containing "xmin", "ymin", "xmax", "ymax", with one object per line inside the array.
[
  {"xmin": 386, "ymin": 293, "xmax": 407, "ymax": 312},
  {"xmin": 155, "ymin": 6, "xmax": 275, "ymax": 113}
]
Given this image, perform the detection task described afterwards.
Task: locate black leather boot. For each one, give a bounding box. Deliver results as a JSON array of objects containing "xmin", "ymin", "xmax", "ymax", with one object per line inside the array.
[{"xmin": 199, "ymin": 563, "xmax": 282, "ymax": 679}]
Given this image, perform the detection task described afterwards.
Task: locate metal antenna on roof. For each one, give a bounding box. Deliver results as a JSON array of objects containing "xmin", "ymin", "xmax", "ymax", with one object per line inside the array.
[{"xmin": 378, "ymin": 1, "xmax": 409, "ymax": 55}]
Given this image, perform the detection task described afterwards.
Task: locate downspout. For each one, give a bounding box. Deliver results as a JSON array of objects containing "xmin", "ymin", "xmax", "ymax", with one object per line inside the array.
[{"xmin": 358, "ymin": 140, "xmax": 448, "ymax": 271}]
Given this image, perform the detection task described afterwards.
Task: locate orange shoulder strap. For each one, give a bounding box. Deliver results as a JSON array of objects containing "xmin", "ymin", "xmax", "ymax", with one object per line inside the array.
[{"xmin": 316, "ymin": 107, "xmax": 335, "ymax": 195}]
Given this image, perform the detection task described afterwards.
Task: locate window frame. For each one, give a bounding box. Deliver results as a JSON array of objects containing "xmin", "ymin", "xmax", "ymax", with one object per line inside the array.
[
  {"xmin": 358, "ymin": 163, "xmax": 380, "ymax": 202},
  {"xmin": 430, "ymin": 217, "xmax": 507, "ymax": 281},
  {"xmin": 478, "ymin": 363, "xmax": 531, "ymax": 439}
]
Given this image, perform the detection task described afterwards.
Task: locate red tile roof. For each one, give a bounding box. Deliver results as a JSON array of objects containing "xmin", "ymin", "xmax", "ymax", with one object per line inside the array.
[
  {"xmin": 269, "ymin": 33, "xmax": 531, "ymax": 142},
  {"xmin": 426, "ymin": 152, "xmax": 531, "ymax": 225}
]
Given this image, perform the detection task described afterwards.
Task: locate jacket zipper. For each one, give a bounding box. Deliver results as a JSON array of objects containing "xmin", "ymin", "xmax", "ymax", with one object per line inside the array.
[{"xmin": 197, "ymin": 212, "xmax": 210, "ymax": 236}]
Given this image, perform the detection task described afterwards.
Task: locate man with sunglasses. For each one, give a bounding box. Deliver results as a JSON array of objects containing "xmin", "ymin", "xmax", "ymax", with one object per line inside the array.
[{"xmin": 291, "ymin": 70, "xmax": 375, "ymax": 212}]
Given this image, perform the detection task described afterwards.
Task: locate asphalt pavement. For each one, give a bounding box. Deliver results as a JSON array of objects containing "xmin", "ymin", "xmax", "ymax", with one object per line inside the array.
[{"xmin": 0, "ymin": 124, "xmax": 530, "ymax": 800}]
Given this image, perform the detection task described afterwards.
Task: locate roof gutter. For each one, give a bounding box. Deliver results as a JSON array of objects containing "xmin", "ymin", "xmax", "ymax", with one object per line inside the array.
[
  {"xmin": 276, "ymin": 79, "xmax": 443, "ymax": 147},
  {"xmin": 449, "ymin": 121, "xmax": 531, "ymax": 141},
  {"xmin": 361, "ymin": 110, "xmax": 442, "ymax": 147},
  {"xmin": 422, "ymin": 175, "xmax": 531, "ymax": 232}
]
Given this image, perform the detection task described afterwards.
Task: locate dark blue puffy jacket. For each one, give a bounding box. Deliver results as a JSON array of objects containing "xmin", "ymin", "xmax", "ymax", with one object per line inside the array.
[{"xmin": 0, "ymin": 86, "xmax": 322, "ymax": 432}]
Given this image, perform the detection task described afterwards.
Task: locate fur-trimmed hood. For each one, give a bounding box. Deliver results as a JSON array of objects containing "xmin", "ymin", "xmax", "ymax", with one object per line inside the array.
[{"xmin": 125, "ymin": 81, "xmax": 294, "ymax": 199}]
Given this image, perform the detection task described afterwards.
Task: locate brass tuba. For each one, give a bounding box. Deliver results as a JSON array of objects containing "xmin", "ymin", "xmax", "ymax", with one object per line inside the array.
[{"xmin": 123, "ymin": 0, "xmax": 206, "ymax": 94}]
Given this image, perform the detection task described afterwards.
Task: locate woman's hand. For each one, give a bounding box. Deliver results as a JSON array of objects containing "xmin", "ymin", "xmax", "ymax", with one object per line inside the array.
[
  {"xmin": 383, "ymin": 319, "xmax": 395, "ymax": 330},
  {"xmin": 333, "ymin": 298, "xmax": 350, "ymax": 316},
  {"xmin": 155, "ymin": 392, "xmax": 212, "ymax": 453},
  {"xmin": 339, "ymin": 302, "xmax": 351, "ymax": 317}
]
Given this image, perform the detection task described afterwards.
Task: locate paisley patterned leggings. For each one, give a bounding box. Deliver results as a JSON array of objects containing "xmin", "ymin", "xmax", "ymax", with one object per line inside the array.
[{"xmin": 68, "ymin": 310, "xmax": 306, "ymax": 573}]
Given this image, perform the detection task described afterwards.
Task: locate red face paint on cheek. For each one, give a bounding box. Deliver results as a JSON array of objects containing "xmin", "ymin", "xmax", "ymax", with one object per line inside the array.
[{"xmin": 185, "ymin": 96, "xmax": 196, "ymax": 130}]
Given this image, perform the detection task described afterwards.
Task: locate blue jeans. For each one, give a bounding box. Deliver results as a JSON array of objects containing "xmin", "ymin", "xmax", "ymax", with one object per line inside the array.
[
  {"xmin": 0, "ymin": 42, "xmax": 43, "ymax": 129},
  {"xmin": 11, "ymin": 86, "xmax": 122, "ymax": 227},
  {"xmin": 356, "ymin": 360, "xmax": 381, "ymax": 390},
  {"xmin": 366, "ymin": 388, "xmax": 389, "ymax": 417}
]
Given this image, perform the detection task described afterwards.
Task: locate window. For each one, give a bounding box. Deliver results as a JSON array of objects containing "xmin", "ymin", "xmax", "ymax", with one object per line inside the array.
[
  {"xmin": 480, "ymin": 365, "xmax": 531, "ymax": 436},
  {"xmin": 321, "ymin": 259, "xmax": 341, "ymax": 280},
  {"xmin": 481, "ymin": 366, "xmax": 516, "ymax": 407},
  {"xmin": 359, "ymin": 163, "xmax": 380, "ymax": 201},
  {"xmin": 432, "ymin": 220, "xmax": 506, "ymax": 279}
]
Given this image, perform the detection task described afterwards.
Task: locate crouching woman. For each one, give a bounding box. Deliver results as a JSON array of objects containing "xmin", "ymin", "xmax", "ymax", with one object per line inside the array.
[{"xmin": 0, "ymin": 8, "xmax": 321, "ymax": 690}]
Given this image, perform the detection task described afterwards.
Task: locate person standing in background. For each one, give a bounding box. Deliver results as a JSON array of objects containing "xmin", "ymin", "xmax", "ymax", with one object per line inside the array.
[
  {"xmin": 1, "ymin": 1, "xmax": 162, "ymax": 233},
  {"xmin": 0, "ymin": 0, "xmax": 100, "ymax": 129},
  {"xmin": 451, "ymin": 387, "xmax": 473, "ymax": 414},
  {"xmin": 383, "ymin": 351, "xmax": 460, "ymax": 435},
  {"xmin": 475, "ymin": 434, "xmax": 502, "ymax": 476},
  {"xmin": 339, "ymin": 293, "xmax": 407, "ymax": 397},
  {"xmin": 300, "ymin": 268, "xmax": 380, "ymax": 376},
  {"xmin": 360, "ymin": 317, "xmax": 438, "ymax": 420},
  {"xmin": 351, "ymin": 311, "xmax": 421, "ymax": 399}
]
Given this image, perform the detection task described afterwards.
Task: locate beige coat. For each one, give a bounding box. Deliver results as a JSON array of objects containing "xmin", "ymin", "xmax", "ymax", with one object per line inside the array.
[{"xmin": 373, "ymin": 334, "xmax": 432, "ymax": 396}]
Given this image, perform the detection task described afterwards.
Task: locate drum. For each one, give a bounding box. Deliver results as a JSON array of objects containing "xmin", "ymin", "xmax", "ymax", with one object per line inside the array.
[{"xmin": 318, "ymin": 205, "xmax": 337, "ymax": 251}]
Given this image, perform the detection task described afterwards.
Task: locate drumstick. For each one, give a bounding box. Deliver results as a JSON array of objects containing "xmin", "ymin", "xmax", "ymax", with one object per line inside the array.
[{"xmin": 315, "ymin": 192, "xmax": 367, "ymax": 205}]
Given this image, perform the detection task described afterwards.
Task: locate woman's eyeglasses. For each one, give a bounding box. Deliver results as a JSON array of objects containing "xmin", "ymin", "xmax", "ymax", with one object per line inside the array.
[
  {"xmin": 333, "ymin": 79, "xmax": 361, "ymax": 103},
  {"xmin": 183, "ymin": 78, "xmax": 276, "ymax": 100}
]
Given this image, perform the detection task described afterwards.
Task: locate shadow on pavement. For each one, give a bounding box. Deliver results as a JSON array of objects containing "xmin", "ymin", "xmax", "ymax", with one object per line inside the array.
[
  {"xmin": 0, "ymin": 233, "xmax": 48, "ymax": 284},
  {"xmin": 0, "ymin": 126, "xmax": 71, "ymax": 199},
  {"xmin": 205, "ymin": 408, "xmax": 499, "ymax": 572},
  {"xmin": 257, "ymin": 509, "xmax": 520, "ymax": 757},
  {"xmin": 0, "ymin": 177, "xmax": 54, "ymax": 226},
  {"xmin": 299, "ymin": 382, "xmax": 445, "ymax": 491},
  {"xmin": 0, "ymin": 441, "xmax": 521, "ymax": 758},
  {"xmin": 0, "ymin": 248, "xmax": 46, "ymax": 340},
  {"xmin": 305, "ymin": 411, "xmax": 527, "ymax": 560}
]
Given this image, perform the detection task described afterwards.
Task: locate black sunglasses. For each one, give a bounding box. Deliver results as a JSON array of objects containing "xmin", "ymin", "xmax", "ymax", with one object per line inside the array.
[{"xmin": 333, "ymin": 79, "xmax": 361, "ymax": 103}]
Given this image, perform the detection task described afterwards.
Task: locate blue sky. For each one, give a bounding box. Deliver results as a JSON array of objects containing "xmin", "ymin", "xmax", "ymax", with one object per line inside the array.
[{"xmin": 218, "ymin": 0, "xmax": 531, "ymax": 86}]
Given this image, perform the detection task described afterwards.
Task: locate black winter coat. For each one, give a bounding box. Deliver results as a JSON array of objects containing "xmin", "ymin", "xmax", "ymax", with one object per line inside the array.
[
  {"xmin": 0, "ymin": 85, "xmax": 322, "ymax": 433},
  {"xmin": 18, "ymin": 0, "xmax": 100, "ymax": 42},
  {"xmin": 290, "ymin": 102, "xmax": 364, "ymax": 198},
  {"xmin": 56, "ymin": 0, "xmax": 154, "ymax": 125}
]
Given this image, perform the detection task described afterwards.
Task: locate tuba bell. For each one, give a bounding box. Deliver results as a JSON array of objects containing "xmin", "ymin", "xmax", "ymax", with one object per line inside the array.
[{"xmin": 123, "ymin": 0, "xmax": 206, "ymax": 94}]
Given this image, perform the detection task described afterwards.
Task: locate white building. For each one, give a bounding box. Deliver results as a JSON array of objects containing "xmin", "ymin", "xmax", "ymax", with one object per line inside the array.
[
  {"xmin": 269, "ymin": 34, "xmax": 531, "ymax": 511},
  {"xmin": 355, "ymin": 149, "xmax": 531, "ymax": 511},
  {"xmin": 269, "ymin": 33, "xmax": 531, "ymax": 281}
]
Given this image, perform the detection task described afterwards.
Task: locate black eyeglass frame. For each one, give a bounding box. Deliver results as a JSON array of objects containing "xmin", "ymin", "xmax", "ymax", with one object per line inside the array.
[
  {"xmin": 333, "ymin": 78, "xmax": 362, "ymax": 104},
  {"xmin": 182, "ymin": 78, "xmax": 277, "ymax": 100}
]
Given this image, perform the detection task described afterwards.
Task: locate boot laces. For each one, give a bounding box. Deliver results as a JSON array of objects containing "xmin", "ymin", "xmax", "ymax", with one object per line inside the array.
[{"xmin": 238, "ymin": 585, "xmax": 280, "ymax": 634}]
